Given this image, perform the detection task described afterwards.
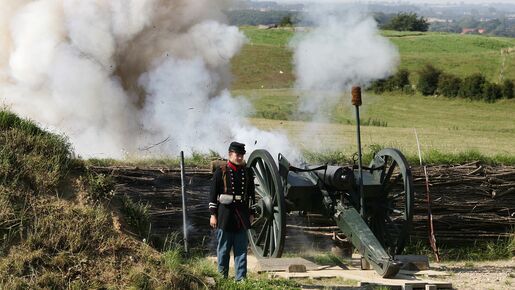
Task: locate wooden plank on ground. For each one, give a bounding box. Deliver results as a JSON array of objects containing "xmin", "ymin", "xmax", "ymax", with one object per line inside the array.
[
  {"xmin": 254, "ymin": 257, "xmax": 321, "ymax": 273},
  {"xmin": 270, "ymin": 269, "xmax": 452, "ymax": 290}
]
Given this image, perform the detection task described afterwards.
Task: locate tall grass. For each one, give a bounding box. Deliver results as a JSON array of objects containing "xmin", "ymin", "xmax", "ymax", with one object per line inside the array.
[
  {"xmin": 121, "ymin": 195, "xmax": 151, "ymax": 238},
  {"xmin": 215, "ymin": 276, "xmax": 300, "ymax": 290},
  {"xmin": 0, "ymin": 110, "xmax": 72, "ymax": 192},
  {"xmin": 85, "ymin": 146, "xmax": 515, "ymax": 171},
  {"xmin": 0, "ymin": 110, "xmax": 74, "ymax": 257},
  {"xmin": 86, "ymin": 150, "xmax": 221, "ymax": 168},
  {"xmin": 0, "ymin": 110, "xmax": 216, "ymax": 289},
  {"xmin": 419, "ymin": 148, "xmax": 515, "ymax": 165},
  {"xmin": 405, "ymin": 235, "xmax": 515, "ymax": 261},
  {"xmin": 302, "ymin": 147, "xmax": 515, "ymax": 166},
  {"xmin": 79, "ymin": 172, "xmax": 116, "ymax": 202}
]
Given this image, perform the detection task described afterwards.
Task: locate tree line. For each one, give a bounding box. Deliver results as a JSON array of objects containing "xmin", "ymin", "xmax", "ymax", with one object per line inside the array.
[
  {"xmin": 429, "ymin": 16, "xmax": 515, "ymax": 38},
  {"xmin": 371, "ymin": 65, "xmax": 514, "ymax": 102},
  {"xmin": 228, "ymin": 10, "xmax": 515, "ymax": 37},
  {"xmin": 227, "ymin": 10, "xmax": 300, "ymax": 26},
  {"xmin": 228, "ymin": 10, "xmax": 430, "ymax": 31}
]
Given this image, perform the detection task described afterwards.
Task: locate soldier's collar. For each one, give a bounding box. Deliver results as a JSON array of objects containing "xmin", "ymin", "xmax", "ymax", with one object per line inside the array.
[{"xmin": 227, "ymin": 161, "xmax": 244, "ymax": 171}]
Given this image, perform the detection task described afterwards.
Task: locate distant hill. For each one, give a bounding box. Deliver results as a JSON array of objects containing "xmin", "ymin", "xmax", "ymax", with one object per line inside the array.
[{"xmin": 231, "ymin": 27, "xmax": 515, "ymax": 90}]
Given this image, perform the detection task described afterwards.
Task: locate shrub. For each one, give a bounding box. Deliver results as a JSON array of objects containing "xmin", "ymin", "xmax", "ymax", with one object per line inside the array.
[
  {"xmin": 383, "ymin": 12, "xmax": 429, "ymax": 32},
  {"xmin": 370, "ymin": 78, "xmax": 388, "ymax": 94},
  {"xmin": 502, "ymin": 79, "xmax": 514, "ymax": 99},
  {"xmin": 394, "ymin": 68, "xmax": 411, "ymax": 89},
  {"xmin": 279, "ymin": 15, "xmax": 294, "ymax": 27},
  {"xmin": 482, "ymin": 82, "xmax": 503, "ymax": 103},
  {"xmin": 121, "ymin": 195, "xmax": 151, "ymax": 238},
  {"xmin": 459, "ymin": 73, "xmax": 486, "ymax": 100},
  {"xmin": 80, "ymin": 172, "xmax": 115, "ymax": 202},
  {"xmin": 437, "ymin": 73, "xmax": 462, "ymax": 98},
  {"xmin": 417, "ymin": 64, "xmax": 442, "ymax": 95},
  {"xmin": 362, "ymin": 118, "xmax": 388, "ymax": 127},
  {"xmin": 370, "ymin": 68, "xmax": 411, "ymax": 94}
]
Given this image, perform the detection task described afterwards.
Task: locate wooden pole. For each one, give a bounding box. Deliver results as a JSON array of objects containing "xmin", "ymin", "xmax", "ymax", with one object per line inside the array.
[
  {"xmin": 180, "ymin": 151, "xmax": 189, "ymax": 254},
  {"xmin": 414, "ymin": 129, "xmax": 440, "ymax": 262}
]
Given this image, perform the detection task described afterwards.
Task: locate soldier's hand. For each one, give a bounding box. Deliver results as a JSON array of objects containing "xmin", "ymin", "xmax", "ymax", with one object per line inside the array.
[{"xmin": 210, "ymin": 215, "xmax": 217, "ymax": 229}]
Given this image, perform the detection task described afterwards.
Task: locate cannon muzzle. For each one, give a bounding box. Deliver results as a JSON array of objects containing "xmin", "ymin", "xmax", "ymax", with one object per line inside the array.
[{"xmin": 313, "ymin": 166, "xmax": 354, "ymax": 190}]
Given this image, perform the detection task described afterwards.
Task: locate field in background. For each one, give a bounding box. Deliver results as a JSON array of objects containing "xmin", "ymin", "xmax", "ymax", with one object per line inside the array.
[
  {"xmin": 231, "ymin": 27, "xmax": 515, "ymax": 90},
  {"xmin": 238, "ymin": 88, "xmax": 515, "ymax": 158},
  {"xmin": 231, "ymin": 27, "xmax": 515, "ymax": 160}
]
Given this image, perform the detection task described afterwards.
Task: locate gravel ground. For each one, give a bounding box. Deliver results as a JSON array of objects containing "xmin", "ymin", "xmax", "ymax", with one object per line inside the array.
[{"xmin": 431, "ymin": 258, "xmax": 515, "ymax": 290}]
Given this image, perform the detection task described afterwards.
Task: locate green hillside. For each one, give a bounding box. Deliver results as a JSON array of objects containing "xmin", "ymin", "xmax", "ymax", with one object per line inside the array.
[
  {"xmin": 231, "ymin": 27, "xmax": 515, "ymax": 90},
  {"xmin": 236, "ymin": 88, "xmax": 515, "ymax": 159},
  {"xmin": 230, "ymin": 27, "xmax": 515, "ymax": 159}
]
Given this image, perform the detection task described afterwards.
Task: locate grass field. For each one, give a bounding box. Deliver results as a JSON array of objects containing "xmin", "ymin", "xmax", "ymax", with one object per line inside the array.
[
  {"xmin": 231, "ymin": 27, "xmax": 515, "ymax": 90},
  {"xmin": 229, "ymin": 27, "xmax": 515, "ymax": 162},
  {"xmin": 234, "ymin": 88, "xmax": 515, "ymax": 160}
]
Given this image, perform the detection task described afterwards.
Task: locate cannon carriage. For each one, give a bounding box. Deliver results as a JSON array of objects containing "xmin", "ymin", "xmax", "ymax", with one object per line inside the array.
[{"xmin": 245, "ymin": 87, "xmax": 415, "ymax": 278}]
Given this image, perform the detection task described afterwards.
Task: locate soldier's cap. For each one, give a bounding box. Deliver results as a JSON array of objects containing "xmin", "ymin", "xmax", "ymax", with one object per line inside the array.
[{"xmin": 228, "ymin": 141, "xmax": 246, "ymax": 155}]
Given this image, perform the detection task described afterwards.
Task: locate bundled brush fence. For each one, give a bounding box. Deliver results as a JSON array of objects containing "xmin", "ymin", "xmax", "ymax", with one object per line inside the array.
[
  {"xmin": 93, "ymin": 162, "xmax": 515, "ymax": 253},
  {"xmin": 286, "ymin": 163, "xmax": 515, "ymax": 250},
  {"xmin": 410, "ymin": 163, "xmax": 515, "ymax": 246}
]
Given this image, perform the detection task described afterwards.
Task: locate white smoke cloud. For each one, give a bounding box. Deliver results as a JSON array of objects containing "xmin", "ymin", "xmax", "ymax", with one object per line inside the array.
[
  {"xmin": 0, "ymin": 0, "xmax": 297, "ymax": 160},
  {"xmin": 287, "ymin": 6, "xmax": 399, "ymax": 153},
  {"xmin": 291, "ymin": 6, "xmax": 399, "ymax": 114}
]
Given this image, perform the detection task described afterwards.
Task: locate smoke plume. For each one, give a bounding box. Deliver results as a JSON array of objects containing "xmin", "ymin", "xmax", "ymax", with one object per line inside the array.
[
  {"xmin": 291, "ymin": 6, "xmax": 399, "ymax": 115},
  {"xmin": 0, "ymin": 0, "xmax": 296, "ymax": 159}
]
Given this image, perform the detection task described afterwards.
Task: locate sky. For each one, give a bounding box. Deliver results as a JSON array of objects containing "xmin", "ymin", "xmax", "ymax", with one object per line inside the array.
[{"xmin": 256, "ymin": 0, "xmax": 515, "ymax": 4}]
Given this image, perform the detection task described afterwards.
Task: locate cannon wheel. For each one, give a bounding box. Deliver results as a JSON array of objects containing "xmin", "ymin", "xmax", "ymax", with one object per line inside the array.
[
  {"xmin": 369, "ymin": 148, "xmax": 414, "ymax": 256},
  {"xmin": 246, "ymin": 149, "xmax": 286, "ymax": 258}
]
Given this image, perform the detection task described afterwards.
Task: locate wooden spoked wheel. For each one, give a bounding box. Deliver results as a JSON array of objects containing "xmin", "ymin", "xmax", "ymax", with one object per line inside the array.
[
  {"xmin": 246, "ymin": 150, "xmax": 286, "ymax": 258},
  {"xmin": 368, "ymin": 148, "xmax": 414, "ymax": 256}
]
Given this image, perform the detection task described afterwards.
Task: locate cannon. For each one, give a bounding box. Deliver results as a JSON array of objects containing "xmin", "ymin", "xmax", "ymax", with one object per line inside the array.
[{"xmin": 245, "ymin": 87, "xmax": 414, "ymax": 278}]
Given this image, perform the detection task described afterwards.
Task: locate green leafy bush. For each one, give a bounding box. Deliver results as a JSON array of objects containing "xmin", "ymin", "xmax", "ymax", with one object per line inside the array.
[
  {"xmin": 482, "ymin": 81, "xmax": 503, "ymax": 103},
  {"xmin": 438, "ymin": 73, "xmax": 462, "ymax": 98},
  {"xmin": 502, "ymin": 79, "xmax": 514, "ymax": 99},
  {"xmin": 417, "ymin": 64, "xmax": 442, "ymax": 95},
  {"xmin": 370, "ymin": 68, "xmax": 411, "ymax": 94},
  {"xmin": 121, "ymin": 195, "xmax": 151, "ymax": 238},
  {"xmin": 459, "ymin": 73, "xmax": 486, "ymax": 100},
  {"xmin": 81, "ymin": 172, "xmax": 115, "ymax": 202},
  {"xmin": 394, "ymin": 68, "xmax": 411, "ymax": 89},
  {"xmin": 383, "ymin": 12, "xmax": 429, "ymax": 32}
]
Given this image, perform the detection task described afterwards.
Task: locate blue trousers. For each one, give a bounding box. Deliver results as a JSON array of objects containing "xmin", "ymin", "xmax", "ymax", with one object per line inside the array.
[{"xmin": 216, "ymin": 229, "xmax": 248, "ymax": 280}]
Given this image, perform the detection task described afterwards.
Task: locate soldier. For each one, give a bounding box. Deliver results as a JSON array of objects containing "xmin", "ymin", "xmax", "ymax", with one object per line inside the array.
[{"xmin": 209, "ymin": 141, "xmax": 255, "ymax": 281}]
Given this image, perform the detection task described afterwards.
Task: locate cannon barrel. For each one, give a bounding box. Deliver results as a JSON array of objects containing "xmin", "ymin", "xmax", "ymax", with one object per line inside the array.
[{"xmin": 312, "ymin": 166, "xmax": 354, "ymax": 190}]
